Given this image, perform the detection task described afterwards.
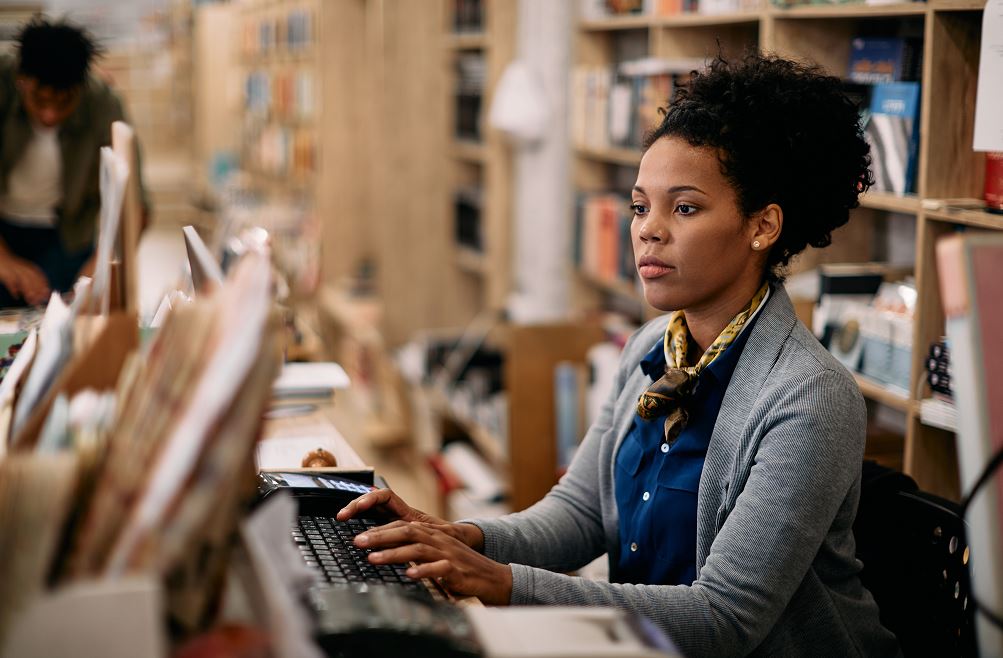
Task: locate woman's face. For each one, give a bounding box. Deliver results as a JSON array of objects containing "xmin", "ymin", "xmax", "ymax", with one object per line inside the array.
[{"xmin": 631, "ymin": 136, "xmax": 762, "ymax": 313}]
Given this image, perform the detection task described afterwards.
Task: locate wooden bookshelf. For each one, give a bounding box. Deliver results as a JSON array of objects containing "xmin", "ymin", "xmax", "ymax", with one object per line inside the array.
[
  {"xmin": 768, "ymin": 3, "xmax": 930, "ymax": 18},
  {"xmin": 576, "ymin": 145, "xmax": 643, "ymax": 167},
  {"xmin": 580, "ymin": 271, "xmax": 644, "ymax": 304},
  {"xmin": 452, "ymin": 139, "xmax": 489, "ymax": 163},
  {"xmin": 446, "ymin": 33, "xmax": 488, "ymax": 50},
  {"xmin": 573, "ymin": 0, "xmax": 992, "ymax": 500},
  {"xmin": 924, "ymin": 206, "xmax": 1003, "ymax": 230},
  {"xmin": 859, "ymin": 191, "xmax": 922, "ymax": 214},
  {"xmin": 427, "ymin": 388, "xmax": 508, "ymax": 473},
  {"xmin": 222, "ymin": 0, "xmax": 375, "ymax": 290},
  {"xmin": 456, "ymin": 246, "xmax": 489, "ymax": 275},
  {"xmin": 580, "ymin": 14, "xmax": 659, "ymax": 31},
  {"xmin": 854, "ymin": 373, "xmax": 911, "ymax": 413}
]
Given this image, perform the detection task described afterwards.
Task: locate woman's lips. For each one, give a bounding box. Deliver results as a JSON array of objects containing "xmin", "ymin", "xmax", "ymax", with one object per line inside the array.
[
  {"xmin": 639, "ymin": 264, "xmax": 674, "ymax": 278},
  {"xmin": 637, "ymin": 255, "xmax": 674, "ymax": 279}
]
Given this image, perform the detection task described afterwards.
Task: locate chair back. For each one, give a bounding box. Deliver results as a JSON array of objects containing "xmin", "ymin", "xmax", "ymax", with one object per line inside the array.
[{"xmin": 854, "ymin": 460, "xmax": 976, "ymax": 657}]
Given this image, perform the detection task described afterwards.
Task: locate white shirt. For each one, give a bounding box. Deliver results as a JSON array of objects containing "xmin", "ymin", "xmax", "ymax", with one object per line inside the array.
[{"xmin": 0, "ymin": 123, "xmax": 62, "ymax": 227}]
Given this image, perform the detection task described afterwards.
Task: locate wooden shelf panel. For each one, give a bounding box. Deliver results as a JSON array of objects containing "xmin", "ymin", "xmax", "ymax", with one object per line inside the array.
[
  {"xmin": 929, "ymin": 0, "xmax": 985, "ymax": 10},
  {"xmin": 854, "ymin": 373, "xmax": 911, "ymax": 412},
  {"xmin": 859, "ymin": 191, "xmax": 922, "ymax": 214},
  {"xmin": 580, "ymin": 14, "xmax": 655, "ymax": 30},
  {"xmin": 446, "ymin": 32, "xmax": 487, "ymax": 49},
  {"xmin": 427, "ymin": 388, "xmax": 508, "ymax": 473},
  {"xmin": 239, "ymin": 49, "xmax": 316, "ymax": 66},
  {"xmin": 581, "ymin": 11, "xmax": 760, "ymax": 30},
  {"xmin": 655, "ymin": 11, "xmax": 761, "ymax": 26},
  {"xmin": 769, "ymin": 2, "xmax": 929, "ymax": 18},
  {"xmin": 456, "ymin": 246, "xmax": 488, "ymax": 274},
  {"xmin": 579, "ymin": 270, "xmax": 643, "ymax": 303},
  {"xmin": 576, "ymin": 145, "xmax": 642, "ymax": 167},
  {"xmin": 924, "ymin": 207, "xmax": 1003, "ymax": 230},
  {"xmin": 452, "ymin": 140, "xmax": 487, "ymax": 162}
]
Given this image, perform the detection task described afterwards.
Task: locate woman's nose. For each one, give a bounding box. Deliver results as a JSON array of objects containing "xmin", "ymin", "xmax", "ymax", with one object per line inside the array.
[{"xmin": 638, "ymin": 216, "xmax": 665, "ymax": 243}]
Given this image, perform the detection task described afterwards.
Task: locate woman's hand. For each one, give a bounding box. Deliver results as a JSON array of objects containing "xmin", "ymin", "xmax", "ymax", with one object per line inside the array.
[
  {"xmin": 336, "ymin": 488, "xmax": 485, "ymax": 551},
  {"xmin": 336, "ymin": 487, "xmax": 440, "ymax": 524},
  {"xmin": 355, "ymin": 521, "xmax": 512, "ymax": 605}
]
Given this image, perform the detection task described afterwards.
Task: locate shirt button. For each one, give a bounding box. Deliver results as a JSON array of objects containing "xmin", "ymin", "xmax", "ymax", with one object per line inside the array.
[
  {"xmin": 660, "ymin": 443, "xmax": 669, "ymax": 453},
  {"xmin": 630, "ymin": 542, "xmax": 638, "ymax": 552},
  {"xmin": 642, "ymin": 491, "xmax": 650, "ymax": 502}
]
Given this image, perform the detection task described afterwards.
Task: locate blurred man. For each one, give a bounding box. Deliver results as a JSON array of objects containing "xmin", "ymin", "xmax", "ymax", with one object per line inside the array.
[{"xmin": 0, "ymin": 16, "xmax": 149, "ymax": 307}]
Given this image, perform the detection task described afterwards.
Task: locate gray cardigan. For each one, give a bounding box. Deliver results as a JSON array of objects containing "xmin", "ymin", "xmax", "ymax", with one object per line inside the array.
[{"xmin": 470, "ymin": 286, "xmax": 900, "ymax": 657}]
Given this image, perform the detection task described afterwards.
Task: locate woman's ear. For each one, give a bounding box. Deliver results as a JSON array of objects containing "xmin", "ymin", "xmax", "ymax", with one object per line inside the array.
[{"xmin": 751, "ymin": 203, "xmax": 783, "ymax": 252}]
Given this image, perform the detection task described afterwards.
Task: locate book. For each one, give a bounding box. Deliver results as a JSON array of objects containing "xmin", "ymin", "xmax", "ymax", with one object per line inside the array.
[
  {"xmin": 847, "ymin": 37, "xmax": 921, "ymax": 84},
  {"xmin": 936, "ymin": 232, "xmax": 1003, "ymax": 656},
  {"xmin": 575, "ymin": 192, "xmax": 636, "ymax": 288},
  {"xmin": 864, "ymin": 82, "xmax": 921, "ymax": 195},
  {"xmin": 554, "ymin": 361, "xmax": 587, "ymax": 473},
  {"xmin": 272, "ymin": 362, "xmax": 350, "ymax": 398}
]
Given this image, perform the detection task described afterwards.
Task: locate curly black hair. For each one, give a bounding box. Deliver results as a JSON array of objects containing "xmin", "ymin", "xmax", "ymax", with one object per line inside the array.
[
  {"xmin": 16, "ymin": 16, "xmax": 102, "ymax": 90},
  {"xmin": 644, "ymin": 52, "xmax": 873, "ymax": 279}
]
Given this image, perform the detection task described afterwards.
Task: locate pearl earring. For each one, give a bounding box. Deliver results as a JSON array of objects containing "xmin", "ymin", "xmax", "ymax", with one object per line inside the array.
[{"xmin": 752, "ymin": 240, "xmax": 762, "ymax": 250}]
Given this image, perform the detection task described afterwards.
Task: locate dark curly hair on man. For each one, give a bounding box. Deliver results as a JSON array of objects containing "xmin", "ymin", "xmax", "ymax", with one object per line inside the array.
[
  {"xmin": 644, "ymin": 52, "xmax": 873, "ymax": 278},
  {"xmin": 16, "ymin": 16, "xmax": 102, "ymax": 90}
]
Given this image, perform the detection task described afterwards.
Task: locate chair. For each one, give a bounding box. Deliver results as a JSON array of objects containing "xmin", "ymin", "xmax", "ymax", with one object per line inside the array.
[{"xmin": 853, "ymin": 460, "xmax": 977, "ymax": 657}]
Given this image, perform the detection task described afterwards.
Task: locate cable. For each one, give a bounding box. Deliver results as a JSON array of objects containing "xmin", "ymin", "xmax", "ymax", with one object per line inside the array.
[{"xmin": 959, "ymin": 443, "xmax": 1003, "ymax": 631}]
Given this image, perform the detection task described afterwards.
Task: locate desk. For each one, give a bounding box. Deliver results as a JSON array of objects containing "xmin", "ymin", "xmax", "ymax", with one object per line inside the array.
[{"xmin": 263, "ymin": 387, "xmax": 442, "ymax": 518}]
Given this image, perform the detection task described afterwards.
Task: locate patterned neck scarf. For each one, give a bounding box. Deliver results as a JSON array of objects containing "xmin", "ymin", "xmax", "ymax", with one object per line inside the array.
[{"xmin": 637, "ymin": 282, "xmax": 770, "ymax": 446}]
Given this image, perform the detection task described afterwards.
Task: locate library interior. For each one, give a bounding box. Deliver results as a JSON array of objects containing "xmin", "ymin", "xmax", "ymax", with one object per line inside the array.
[{"xmin": 0, "ymin": 0, "xmax": 1001, "ymax": 656}]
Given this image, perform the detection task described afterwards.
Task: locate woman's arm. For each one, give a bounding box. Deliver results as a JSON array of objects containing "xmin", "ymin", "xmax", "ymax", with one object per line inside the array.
[{"xmin": 504, "ymin": 368, "xmax": 867, "ymax": 657}]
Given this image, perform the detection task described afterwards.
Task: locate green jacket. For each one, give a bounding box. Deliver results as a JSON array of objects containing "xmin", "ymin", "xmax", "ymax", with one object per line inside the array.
[{"xmin": 0, "ymin": 55, "xmax": 149, "ymax": 253}]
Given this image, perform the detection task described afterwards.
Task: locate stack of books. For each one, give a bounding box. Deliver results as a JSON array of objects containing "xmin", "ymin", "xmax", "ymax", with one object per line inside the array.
[
  {"xmin": 0, "ymin": 252, "xmax": 282, "ymax": 644},
  {"xmin": 845, "ymin": 37, "xmax": 923, "ymax": 196},
  {"xmin": 574, "ymin": 192, "xmax": 638, "ymax": 290},
  {"xmin": 572, "ymin": 58, "xmax": 702, "ymax": 153}
]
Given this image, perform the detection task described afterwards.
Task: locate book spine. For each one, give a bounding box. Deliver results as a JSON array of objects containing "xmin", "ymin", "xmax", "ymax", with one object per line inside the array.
[{"xmin": 554, "ymin": 362, "xmax": 583, "ymax": 473}]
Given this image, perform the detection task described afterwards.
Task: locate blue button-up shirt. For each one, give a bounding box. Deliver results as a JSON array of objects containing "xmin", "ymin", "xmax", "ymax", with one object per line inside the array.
[{"xmin": 613, "ymin": 316, "xmax": 758, "ymax": 586}]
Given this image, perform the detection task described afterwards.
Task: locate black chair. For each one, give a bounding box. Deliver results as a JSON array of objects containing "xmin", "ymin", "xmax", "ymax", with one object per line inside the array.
[{"xmin": 853, "ymin": 460, "xmax": 977, "ymax": 657}]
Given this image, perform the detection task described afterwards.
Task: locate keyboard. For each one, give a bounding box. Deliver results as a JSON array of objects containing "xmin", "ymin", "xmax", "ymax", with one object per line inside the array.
[{"xmin": 294, "ymin": 515, "xmax": 442, "ymax": 601}]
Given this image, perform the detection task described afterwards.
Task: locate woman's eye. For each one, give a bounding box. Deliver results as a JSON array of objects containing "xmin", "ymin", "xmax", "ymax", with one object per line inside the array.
[
  {"xmin": 676, "ymin": 203, "xmax": 697, "ymax": 216},
  {"xmin": 630, "ymin": 203, "xmax": 648, "ymax": 217}
]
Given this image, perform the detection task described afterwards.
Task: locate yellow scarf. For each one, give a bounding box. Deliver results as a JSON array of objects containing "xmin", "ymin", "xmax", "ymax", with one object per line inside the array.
[{"xmin": 636, "ymin": 281, "xmax": 770, "ymax": 445}]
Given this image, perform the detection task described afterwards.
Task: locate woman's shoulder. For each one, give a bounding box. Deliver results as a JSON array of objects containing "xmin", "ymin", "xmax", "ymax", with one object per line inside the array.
[
  {"xmin": 750, "ymin": 319, "xmax": 867, "ymax": 441},
  {"xmin": 747, "ymin": 288, "xmax": 863, "ymax": 408}
]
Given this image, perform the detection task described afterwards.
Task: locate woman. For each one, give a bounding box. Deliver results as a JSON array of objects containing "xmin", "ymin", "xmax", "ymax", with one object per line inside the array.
[{"xmin": 338, "ymin": 53, "xmax": 900, "ymax": 656}]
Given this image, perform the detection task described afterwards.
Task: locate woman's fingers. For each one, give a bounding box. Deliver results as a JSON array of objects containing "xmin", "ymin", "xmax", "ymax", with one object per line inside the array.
[
  {"xmin": 336, "ymin": 488, "xmax": 402, "ymax": 521},
  {"xmin": 405, "ymin": 559, "xmax": 452, "ymax": 582},
  {"xmin": 356, "ymin": 519, "xmax": 440, "ymax": 549},
  {"xmin": 355, "ymin": 521, "xmax": 513, "ymax": 604}
]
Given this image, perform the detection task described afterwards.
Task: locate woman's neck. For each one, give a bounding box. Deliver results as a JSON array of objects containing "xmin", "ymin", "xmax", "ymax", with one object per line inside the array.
[{"xmin": 684, "ymin": 277, "xmax": 766, "ymax": 354}]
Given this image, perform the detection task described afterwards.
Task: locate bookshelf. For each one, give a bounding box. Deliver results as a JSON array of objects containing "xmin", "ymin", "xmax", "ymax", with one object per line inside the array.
[
  {"xmin": 571, "ymin": 0, "xmax": 995, "ymax": 500},
  {"xmin": 443, "ymin": 0, "xmax": 517, "ymax": 316},
  {"xmin": 227, "ymin": 0, "xmax": 372, "ymax": 289}
]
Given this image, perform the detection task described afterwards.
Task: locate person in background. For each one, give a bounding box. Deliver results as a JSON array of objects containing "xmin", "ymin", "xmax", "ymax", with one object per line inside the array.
[
  {"xmin": 0, "ymin": 16, "xmax": 149, "ymax": 307},
  {"xmin": 339, "ymin": 52, "xmax": 901, "ymax": 657}
]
